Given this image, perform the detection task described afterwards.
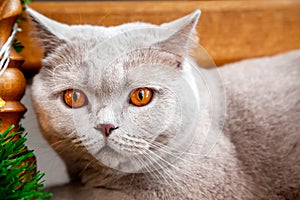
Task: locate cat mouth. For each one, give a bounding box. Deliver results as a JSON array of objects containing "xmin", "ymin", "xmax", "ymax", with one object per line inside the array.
[
  {"xmin": 96, "ymin": 146, "xmax": 155, "ymax": 173},
  {"xmin": 103, "ymin": 135, "xmax": 149, "ymax": 155}
]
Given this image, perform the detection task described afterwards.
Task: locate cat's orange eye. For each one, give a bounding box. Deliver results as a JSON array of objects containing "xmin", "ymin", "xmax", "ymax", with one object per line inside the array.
[
  {"xmin": 130, "ymin": 88, "xmax": 153, "ymax": 107},
  {"xmin": 63, "ymin": 89, "xmax": 88, "ymax": 108}
]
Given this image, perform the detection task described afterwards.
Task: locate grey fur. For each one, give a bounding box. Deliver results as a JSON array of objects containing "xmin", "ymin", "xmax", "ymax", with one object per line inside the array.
[{"xmin": 27, "ymin": 8, "xmax": 300, "ymax": 199}]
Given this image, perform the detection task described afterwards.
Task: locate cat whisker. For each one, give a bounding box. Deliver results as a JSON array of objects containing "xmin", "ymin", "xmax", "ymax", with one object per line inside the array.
[
  {"xmin": 79, "ymin": 159, "xmax": 98, "ymax": 177},
  {"xmin": 139, "ymin": 149, "xmax": 187, "ymax": 197},
  {"xmin": 144, "ymin": 146, "xmax": 206, "ymax": 181},
  {"xmin": 118, "ymin": 134, "xmax": 229, "ymax": 188},
  {"xmin": 150, "ymin": 161, "xmax": 190, "ymax": 198},
  {"xmin": 49, "ymin": 139, "xmax": 67, "ymax": 148},
  {"xmin": 148, "ymin": 142, "xmax": 227, "ymax": 176},
  {"xmin": 148, "ymin": 143, "xmax": 254, "ymax": 187},
  {"xmin": 150, "ymin": 140, "xmax": 237, "ymax": 163}
]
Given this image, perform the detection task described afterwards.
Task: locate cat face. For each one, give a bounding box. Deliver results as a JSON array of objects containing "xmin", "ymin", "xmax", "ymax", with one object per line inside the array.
[{"xmin": 28, "ymin": 9, "xmax": 202, "ymax": 172}]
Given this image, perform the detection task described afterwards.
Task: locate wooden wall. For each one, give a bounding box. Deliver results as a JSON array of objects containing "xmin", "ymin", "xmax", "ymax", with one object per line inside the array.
[{"xmin": 18, "ymin": 1, "xmax": 300, "ymax": 75}]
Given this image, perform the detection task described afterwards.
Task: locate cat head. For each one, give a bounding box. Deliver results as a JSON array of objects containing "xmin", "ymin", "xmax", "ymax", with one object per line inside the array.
[{"xmin": 28, "ymin": 8, "xmax": 205, "ymax": 173}]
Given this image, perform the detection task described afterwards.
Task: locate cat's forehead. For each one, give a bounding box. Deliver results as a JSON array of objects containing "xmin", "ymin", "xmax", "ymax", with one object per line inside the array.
[
  {"xmin": 47, "ymin": 20, "xmax": 180, "ymax": 73},
  {"xmin": 42, "ymin": 22, "xmax": 181, "ymax": 94},
  {"xmin": 84, "ymin": 58, "xmax": 125, "ymax": 95},
  {"xmin": 83, "ymin": 47, "xmax": 179, "ymax": 91},
  {"xmin": 52, "ymin": 51, "xmax": 176, "ymax": 105}
]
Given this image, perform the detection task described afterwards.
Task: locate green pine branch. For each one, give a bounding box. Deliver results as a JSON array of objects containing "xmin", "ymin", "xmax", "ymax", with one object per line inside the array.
[{"xmin": 0, "ymin": 125, "xmax": 52, "ymax": 200}]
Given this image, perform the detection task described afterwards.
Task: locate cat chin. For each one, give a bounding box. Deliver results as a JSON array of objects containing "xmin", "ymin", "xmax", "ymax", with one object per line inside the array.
[
  {"xmin": 94, "ymin": 146, "xmax": 146, "ymax": 173},
  {"xmin": 94, "ymin": 145, "xmax": 175, "ymax": 173}
]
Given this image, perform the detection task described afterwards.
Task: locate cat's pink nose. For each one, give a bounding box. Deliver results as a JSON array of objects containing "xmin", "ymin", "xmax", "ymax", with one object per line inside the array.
[{"xmin": 95, "ymin": 124, "xmax": 117, "ymax": 137}]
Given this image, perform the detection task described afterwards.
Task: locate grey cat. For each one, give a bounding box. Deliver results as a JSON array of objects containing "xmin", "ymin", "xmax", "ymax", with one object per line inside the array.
[{"xmin": 27, "ymin": 8, "xmax": 300, "ymax": 200}]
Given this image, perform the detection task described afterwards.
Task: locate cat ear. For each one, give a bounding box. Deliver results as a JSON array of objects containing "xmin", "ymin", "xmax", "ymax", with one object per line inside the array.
[
  {"xmin": 26, "ymin": 8, "xmax": 69, "ymax": 56},
  {"xmin": 157, "ymin": 10, "xmax": 201, "ymax": 58}
]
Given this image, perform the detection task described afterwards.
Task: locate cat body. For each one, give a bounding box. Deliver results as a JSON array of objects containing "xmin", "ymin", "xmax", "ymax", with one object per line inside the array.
[{"xmin": 27, "ymin": 8, "xmax": 300, "ymax": 199}]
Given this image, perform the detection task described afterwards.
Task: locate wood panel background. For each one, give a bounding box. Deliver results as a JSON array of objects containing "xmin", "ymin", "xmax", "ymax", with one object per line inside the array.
[{"xmin": 18, "ymin": 0, "xmax": 300, "ymax": 76}]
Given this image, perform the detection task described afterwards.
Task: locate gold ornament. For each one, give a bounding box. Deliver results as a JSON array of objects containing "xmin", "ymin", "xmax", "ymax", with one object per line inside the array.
[{"xmin": 0, "ymin": 97, "xmax": 5, "ymax": 108}]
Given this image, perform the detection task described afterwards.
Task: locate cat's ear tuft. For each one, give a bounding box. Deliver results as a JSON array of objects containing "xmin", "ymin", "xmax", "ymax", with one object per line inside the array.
[
  {"xmin": 157, "ymin": 10, "xmax": 201, "ymax": 59},
  {"xmin": 26, "ymin": 8, "xmax": 68, "ymax": 56}
]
